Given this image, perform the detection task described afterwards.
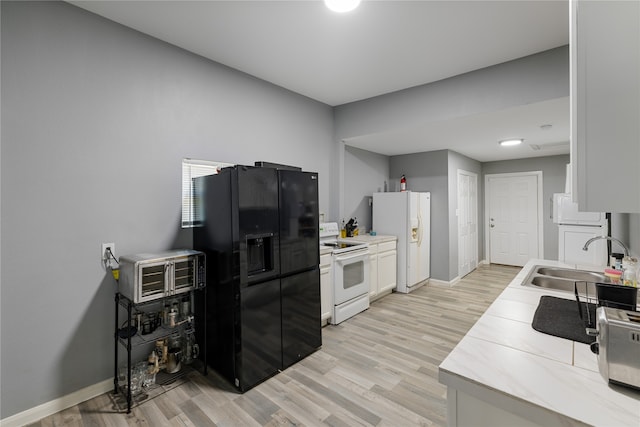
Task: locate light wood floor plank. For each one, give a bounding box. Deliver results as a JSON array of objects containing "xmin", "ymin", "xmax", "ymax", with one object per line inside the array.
[{"xmin": 28, "ymin": 264, "xmax": 519, "ymax": 427}]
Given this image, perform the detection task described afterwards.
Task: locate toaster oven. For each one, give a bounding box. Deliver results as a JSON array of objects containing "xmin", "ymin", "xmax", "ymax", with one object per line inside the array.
[
  {"xmin": 593, "ymin": 306, "xmax": 640, "ymax": 390},
  {"xmin": 118, "ymin": 249, "xmax": 206, "ymax": 303}
]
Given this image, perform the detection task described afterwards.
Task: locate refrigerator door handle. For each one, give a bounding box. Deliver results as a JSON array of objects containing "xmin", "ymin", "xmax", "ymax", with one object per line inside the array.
[{"xmin": 417, "ymin": 210, "xmax": 423, "ymax": 246}]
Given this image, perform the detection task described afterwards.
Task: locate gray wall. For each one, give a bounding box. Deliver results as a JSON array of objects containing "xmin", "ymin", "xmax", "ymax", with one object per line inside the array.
[
  {"xmin": 344, "ymin": 147, "xmax": 571, "ymax": 283},
  {"xmin": 482, "ymin": 155, "xmax": 570, "ymax": 261},
  {"xmin": 334, "ymin": 46, "xmax": 569, "ymax": 141},
  {"xmin": 0, "ymin": 1, "xmax": 335, "ymax": 419},
  {"xmin": 387, "ymin": 150, "xmax": 482, "ymax": 282},
  {"xmin": 343, "ymin": 145, "xmax": 389, "ymax": 231},
  {"xmin": 389, "ymin": 150, "xmax": 449, "ymax": 281},
  {"xmin": 335, "ymin": 46, "xmax": 569, "ymax": 282}
]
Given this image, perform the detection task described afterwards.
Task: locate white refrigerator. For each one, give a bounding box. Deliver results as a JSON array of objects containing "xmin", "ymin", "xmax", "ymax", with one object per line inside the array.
[
  {"xmin": 552, "ymin": 193, "xmax": 608, "ymax": 267},
  {"xmin": 373, "ymin": 191, "xmax": 430, "ymax": 293}
]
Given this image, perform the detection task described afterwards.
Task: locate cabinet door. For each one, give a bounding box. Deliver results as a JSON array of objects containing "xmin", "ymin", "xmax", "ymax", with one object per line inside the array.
[
  {"xmin": 558, "ymin": 226, "xmax": 607, "ymax": 267},
  {"xmin": 369, "ymin": 254, "xmax": 378, "ymax": 299},
  {"xmin": 320, "ymin": 265, "xmax": 332, "ymax": 323},
  {"xmin": 572, "ymin": 0, "xmax": 640, "ymax": 212},
  {"xmin": 378, "ymin": 249, "xmax": 397, "ymax": 294}
]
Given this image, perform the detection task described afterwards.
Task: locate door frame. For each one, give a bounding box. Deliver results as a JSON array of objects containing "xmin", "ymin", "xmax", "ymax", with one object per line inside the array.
[
  {"xmin": 484, "ymin": 171, "xmax": 544, "ymax": 264},
  {"xmin": 457, "ymin": 169, "xmax": 478, "ymax": 277}
]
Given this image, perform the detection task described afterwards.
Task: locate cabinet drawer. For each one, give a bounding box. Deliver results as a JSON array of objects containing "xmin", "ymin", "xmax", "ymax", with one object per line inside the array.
[
  {"xmin": 320, "ymin": 254, "xmax": 332, "ymax": 267},
  {"xmin": 367, "ymin": 243, "xmax": 378, "ymax": 255},
  {"xmin": 378, "ymin": 240, "xmax": 397, "ymax": 253}
]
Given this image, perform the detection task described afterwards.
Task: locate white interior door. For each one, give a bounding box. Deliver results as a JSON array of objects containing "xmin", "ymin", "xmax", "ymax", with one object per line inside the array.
[
  {"xmin": 487, "ymin": 173, "xmax": 541, "ymax": 267},
  {"xmin": 458, "ymin": 170, "xmax": 478, "ymax": 278}
]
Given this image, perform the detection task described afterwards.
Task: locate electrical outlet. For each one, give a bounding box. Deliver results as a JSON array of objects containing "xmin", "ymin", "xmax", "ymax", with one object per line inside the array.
[{"xmin": 101, "ymin": 242, "xmax": 115, "ymax": 263}]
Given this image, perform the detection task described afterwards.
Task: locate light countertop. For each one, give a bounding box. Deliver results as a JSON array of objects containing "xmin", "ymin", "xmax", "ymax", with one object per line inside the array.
[
  {"xmin": 338, "ymin": 234, "xmax": 397, "ymax": 244},
  {"xmin": 319, "ymin": 246, "xmax": 332, "ymax": 256},
  {"xmin": 438, "ymin": 259, "xmax": 640, "ymax": 426},
  {"xmin": 320, "ymin": 234, "xmax": 396, "ymax": 257}
]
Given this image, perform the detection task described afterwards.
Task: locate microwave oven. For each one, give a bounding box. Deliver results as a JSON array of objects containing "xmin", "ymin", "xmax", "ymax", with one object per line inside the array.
[{"xmin": 118, "ymin": 249, "xmax": 206, "ymax": 303}]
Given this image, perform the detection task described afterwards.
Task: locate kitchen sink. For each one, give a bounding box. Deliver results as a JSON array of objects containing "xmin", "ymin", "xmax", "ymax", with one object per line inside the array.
[
  {"xmin": 534, "ymin": 267, "xmax": 608, "ymax": 283},
  {"xmin": 524, "ymin": 264, "xmax": 640, "ymax": 311},
  {"xmin": 530, "ymin": 276, "xmax": 598, "ymax": 295},
  {"xmin": 523, "ymin": 265, "xmax": 611, "ymax": 297}
]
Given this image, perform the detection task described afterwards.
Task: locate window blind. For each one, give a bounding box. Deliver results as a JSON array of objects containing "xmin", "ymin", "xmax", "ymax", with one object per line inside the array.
[{"xmin": 181, "ymin": 159, "xmax": 232, "ymax": 227}]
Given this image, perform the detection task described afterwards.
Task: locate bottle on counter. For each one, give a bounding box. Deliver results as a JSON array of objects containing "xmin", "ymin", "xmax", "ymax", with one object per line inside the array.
[
  {"xmin": 400, "ymin": 175, "xmax": 407, "ymax": 192},
  {"xmin": 610, "ymin": 252, "xmax": 624, "ymax": 269},
  {"xmin": 622, "ymin": 256, "xmax": 638, "ymax": 287}
]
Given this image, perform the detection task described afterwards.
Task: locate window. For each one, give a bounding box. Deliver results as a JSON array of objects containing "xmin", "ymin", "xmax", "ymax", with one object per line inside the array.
[{"xmin": 181, "ymin": 158, "xmax": 233, "ymax": 228}]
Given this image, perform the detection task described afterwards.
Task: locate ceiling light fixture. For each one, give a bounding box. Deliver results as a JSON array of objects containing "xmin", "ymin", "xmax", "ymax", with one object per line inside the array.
[
  {"xmin": 498, "ymin": 139, "xmax": 523, "ymax": 147},
  {"xmin": 324, "ymin": 0, "xmax": 361, "ymax": 13}
]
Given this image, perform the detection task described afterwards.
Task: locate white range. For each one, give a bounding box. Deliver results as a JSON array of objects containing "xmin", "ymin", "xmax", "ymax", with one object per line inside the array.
[{"xmin": 319, "ymin": 222, "xmax": 370, "ymax": 325}]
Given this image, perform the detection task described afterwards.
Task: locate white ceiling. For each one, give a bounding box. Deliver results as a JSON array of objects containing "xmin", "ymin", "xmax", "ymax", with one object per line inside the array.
[
  {"xmin": 345, "ymin": 97, "xmax": 571, "ymax": 161},
  {"xmin": 69, "ymin": 0, "xmax": 570, "ymax": 162}
]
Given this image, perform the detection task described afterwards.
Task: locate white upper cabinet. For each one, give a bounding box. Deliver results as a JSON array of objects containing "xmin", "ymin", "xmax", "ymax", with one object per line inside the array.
[{"xmin": 571, "ymin": 0, "xmax": 640, "ymax": 212}]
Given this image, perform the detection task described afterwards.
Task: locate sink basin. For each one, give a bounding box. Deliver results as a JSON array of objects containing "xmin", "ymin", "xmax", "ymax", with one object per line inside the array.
[
  {"xmin": 531, "ymin": 276, "xmax": 597, "ymax": 295},
  {"xmin": 524, "ymin": 265, "xmax": 639, "ymax": 309},
  {"xmin": 523, "ymin": 265, "xmax": 611, "ymax": 297},
  {"xmin": 534, "ymin": 267, "xmax": 609, "ymax": 283}
]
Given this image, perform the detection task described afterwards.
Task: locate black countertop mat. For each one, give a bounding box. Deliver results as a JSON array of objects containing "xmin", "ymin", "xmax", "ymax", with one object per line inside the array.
[{"xmin": 531, "ymin": 296, "xmax": 596, "ymax": 345}]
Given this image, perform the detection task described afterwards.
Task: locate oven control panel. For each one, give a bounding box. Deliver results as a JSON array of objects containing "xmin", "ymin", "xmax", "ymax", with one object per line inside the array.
[{"xmin": 320, "ymin": 222, "xmax": 340, "ymax": 239}]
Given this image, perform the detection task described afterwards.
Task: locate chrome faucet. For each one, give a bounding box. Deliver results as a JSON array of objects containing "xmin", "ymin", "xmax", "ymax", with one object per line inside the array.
[{"xmin": 582, "ymin": 236, "xmax": 630, "ymax": 257}]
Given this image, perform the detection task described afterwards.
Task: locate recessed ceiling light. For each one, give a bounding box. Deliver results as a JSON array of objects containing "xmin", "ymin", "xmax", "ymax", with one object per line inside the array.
[
  {"xmin": 324, "ymin": 0, "xmax": 361, "ymax": 13},
  {"xmin": 498, "ymin": 139, "xmax": 523, "ymax": 147}
]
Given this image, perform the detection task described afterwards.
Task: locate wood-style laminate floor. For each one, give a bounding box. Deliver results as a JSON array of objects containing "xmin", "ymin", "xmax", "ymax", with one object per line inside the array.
[{"xmin": 29, "ymin": 264, "xmax": 520, "ymax": 427}]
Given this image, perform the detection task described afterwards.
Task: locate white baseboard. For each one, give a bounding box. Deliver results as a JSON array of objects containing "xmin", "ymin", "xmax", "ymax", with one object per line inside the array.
[
  {"xmin": 429, "ymin": 277, "xmax": 460, "ymax": 287},
  {"xmin": 430, "ymin": 262, "xmax": 492, "ymax": 288},
  {"xmin": 0, "ymin": 378, "xmax": 113, "ymax": 427}
]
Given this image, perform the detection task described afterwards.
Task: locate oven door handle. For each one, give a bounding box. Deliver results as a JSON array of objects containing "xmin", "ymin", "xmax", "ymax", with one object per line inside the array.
[{"xmin": 335, "ymin": 251, "xmax": 368, "ymax": 264}]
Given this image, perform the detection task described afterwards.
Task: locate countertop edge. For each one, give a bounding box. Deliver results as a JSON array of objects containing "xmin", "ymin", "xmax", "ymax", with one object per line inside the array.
[
  {"xmin": 438, "ymin": 365, "xmax": 591, "ymax": 427},
  {"xmin": 338, "ymin": 235, "xmax": 397, "ymax": 244},
  {"xmin": 438, "ymin": 259, "xmax": 640, "ymax": 426}
]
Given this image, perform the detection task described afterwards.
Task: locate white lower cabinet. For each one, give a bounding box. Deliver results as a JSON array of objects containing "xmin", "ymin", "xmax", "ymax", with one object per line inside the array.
[
  {"xmin": 368, "ymin": 245, "xmax": 379, "ymax": 299},
  {"xmin": 320, "ymin": 253, "xmax": 333, "ymax": 325},
  {"xmin": 321, "ymin": 238, "xmax": 397, "ymax": 325},
  {"xmin": 364, "ymin": 239, "xmax": 397, "ymax": 302},
  {"xmin": 377, "ymin": 241, "xmax": 397, "ymax": 296}
]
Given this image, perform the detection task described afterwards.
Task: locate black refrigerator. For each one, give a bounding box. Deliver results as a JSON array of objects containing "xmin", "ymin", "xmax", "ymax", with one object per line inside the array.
[{"xmin": 193, "ymin": 164, "xmax": 321, "ymax": 392}]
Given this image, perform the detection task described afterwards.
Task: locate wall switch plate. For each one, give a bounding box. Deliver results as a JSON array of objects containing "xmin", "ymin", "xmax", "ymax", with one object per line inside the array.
[{"xmin": 101, "ymin": 242, "xmax": 115, "ymax": 263}]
